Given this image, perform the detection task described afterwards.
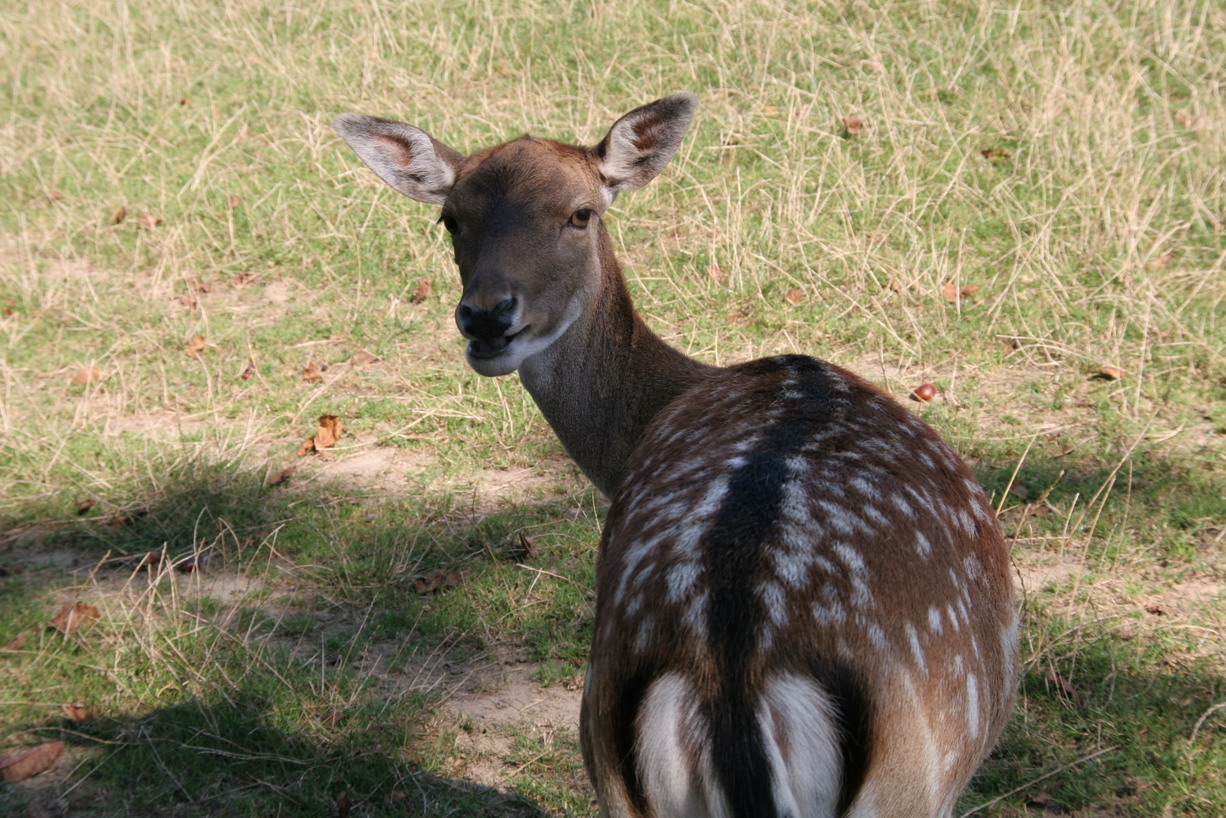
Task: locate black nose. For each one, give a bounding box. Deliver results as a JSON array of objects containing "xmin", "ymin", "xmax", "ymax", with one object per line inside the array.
[{"xmin": 457, "ymin": 297, "xmax": 517, "ymax": 339}]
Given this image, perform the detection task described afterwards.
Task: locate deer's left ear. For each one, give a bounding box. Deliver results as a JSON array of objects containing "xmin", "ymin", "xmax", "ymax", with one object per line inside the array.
[{"xmin": 595, "ymin": 93, "xmax": 697, "ymax": 195}]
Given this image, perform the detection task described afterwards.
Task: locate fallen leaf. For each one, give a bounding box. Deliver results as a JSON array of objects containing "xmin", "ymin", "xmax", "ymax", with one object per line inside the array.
[
  {"xmin": 762, "ymin": 105, "xmax": 779, "ymax": 114},
  {"xmin": 1144, "ymin": 604, "xmax": 1167, "ymax": 616},
  {"xmin": 841, "ymin": 115, "xmax": 863, "ymax": 136},
  {"xmin": 1096, "ymin": 365, "xmax": 1126, "ymax": 381},
  {"xmin": 1044, "ymin": 667, "xmax": 1083, "ymax": 707},
  {"xmin": 179, "ymin": 294, "xmax": 199, "ymax": 309},
  {"xmin": 959, "ymin": 284, "xmax": 980, "ymax": 298},
  {"xmin": 350, "ymin": 350, "xmax": 379, "ymax": 366},
  {"xmin": 227, "ymin": 195, "xmax": 243, "ymax": 209},
  {"xmin": 137, "ymin": 214, "xmax": 162, "ymax": 228},
  {"xmin": 70, "ymin": 367, "xmax": 104, "ymax": 385},
  {"xmin": 111, "ymin": 205, "xmax": 126, "ymax": 225},
  {"xmin": 2, "ymin": 300, "xmax": 14, "ymax": 318},
  {"xmin": 862, "ymin": 59, "xmax": 885, "ymax": 72},
  {"xmin": 885, "ymin": 277, "xmax": 902, "ymax": 293},
  {"xmin": 185, "ymin": 335, "xmax": 205, "ymax": 359},
  {"xmin": 784, "ymin": 287, "xmax": 804, "ymax": 306},
  {"xmin": 413, "ymin": 570, "xmax": 463, "ymax": 594},
  {"xmin": 2, "ymin": 634, "xmax": 26, "ymax": 651},
  {"xmin": 240, "ymin": 362, "xmax": 256, "ymax": 380},
  {"xmin": 0, "ymin": 741, "xmax": 65, "ymax": 782},
  {"xmin": 63, "ymin": 703, "xmax": 92, "ymax": 722},
  {"xmin": 409, "ymin": 278, "xmax": 431, "ymax": 304},
  {"xmin": 314, "ymin": 414, "xmax": 342, "ymax": 449},
  {"xmin": 1145, "ymin": 253, "xmax": 1174, "ymax": 270},
  {"xmin": 49, "ymin": 602, "xmax": 100, "ymax": 635},
  {"xmin": 76, "ymin": 498, "xmax": 96, "ymax": 515},
  {"xmin": 980, "ymin": 147, "xmax": 1011, "ymax": 160},
  {"xmin": 1174, "ymin": 110, "xmax": 1197, "ymax": 127},
  {"xmin": 270, "ymin": 466, "xmax": 296, "ymax": 486},
  {"xmin": 707, "ymin": 264, "xmax": 727, "ymax": 283},
  {"xmin": 47, "ymin": 190, "xmax": 64, "ymax": 202},
  {"xmin": 191, "ymin": 281, "xmax": 212, "ymax": 294},
  {"xmin": 303, "ymin": 362, "xmax": 324, "ymax": 383},
  {"xmin": 298, "ymin": 414, "xmax": 342, "ymax": 456},
  {"xmin": 911, "ymin": 383, "xmax": 937, "ymax": 402}
]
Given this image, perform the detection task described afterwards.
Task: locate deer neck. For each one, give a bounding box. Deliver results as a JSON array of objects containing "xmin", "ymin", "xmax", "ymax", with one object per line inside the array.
[{"xmin": 517, "ymin": 235, "xmax": 716, "ymax": 499}]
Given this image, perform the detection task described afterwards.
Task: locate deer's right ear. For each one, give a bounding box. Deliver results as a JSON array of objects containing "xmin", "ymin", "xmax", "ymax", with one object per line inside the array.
[{"xmin": 332, "ymin": 115, "xmax": 463, "ymax": 205}]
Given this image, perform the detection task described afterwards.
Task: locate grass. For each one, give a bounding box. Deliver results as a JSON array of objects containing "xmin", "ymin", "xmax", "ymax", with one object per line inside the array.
[{"xmin": 2, "ymin": 0, "xmax": 1224, "ymax": 815}]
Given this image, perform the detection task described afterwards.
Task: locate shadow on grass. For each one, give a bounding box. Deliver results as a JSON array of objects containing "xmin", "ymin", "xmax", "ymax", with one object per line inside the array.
[
  {"xmin": 962, "ymin": 604, "xmax": 1225, "ymax": 816},
  {"xmin": 1, "ymin": 692, "xmax": 556, "ymax": 817},
  {"xmin": 0, "ymin": 456, "xmax": 595, "ymax": 817}
]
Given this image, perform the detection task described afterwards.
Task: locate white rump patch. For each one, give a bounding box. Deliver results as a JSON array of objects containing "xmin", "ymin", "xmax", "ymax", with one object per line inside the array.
[
  {"xmin": 636, "ymin": 674, "xmax": 729, "ymax": 817},
  {"xmin": 758, "ymin": 674, "xmax": 842, "ymax": 817}
]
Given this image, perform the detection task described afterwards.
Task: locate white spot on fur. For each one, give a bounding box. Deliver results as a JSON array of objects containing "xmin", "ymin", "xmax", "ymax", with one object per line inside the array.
[
  {"xmin": 966, "ymin": 673, "xmax": 980, "ymax": 739},
  {"xmin": 905, "ymin": 623, "xmax": 926, "ymax": 672},
  {"xmin": 667, "ymin": 561, "xmax": 701, "ymax": 602},
  {"xmin": 928, "ymin": 606, "xmax": 944, "ymax": 635},
  {"xmin": 914, "ymin": 529, "xmax": 932, "ymax": 558}
]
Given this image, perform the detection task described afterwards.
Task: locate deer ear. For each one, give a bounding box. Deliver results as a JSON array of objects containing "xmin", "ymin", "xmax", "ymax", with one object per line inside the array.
[
  {"xmin": 595, "ymin": 93, "xmax": 697, "ymax": 195},
  {"xmin": 332, "ymin": 115, "xmax": 463, "ymax": 205}
]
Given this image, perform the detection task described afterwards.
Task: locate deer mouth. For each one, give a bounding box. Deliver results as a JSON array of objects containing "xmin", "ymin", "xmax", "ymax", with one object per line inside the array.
[{"xmin": 467, "ymin": 326, "xmax": 528, "ymax": 360}]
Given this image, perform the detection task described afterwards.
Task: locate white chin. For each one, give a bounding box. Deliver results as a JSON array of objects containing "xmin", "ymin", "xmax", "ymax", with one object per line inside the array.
[{"xmin": 466, "ymin": 348, "xmax": 524, "ymax": 377}]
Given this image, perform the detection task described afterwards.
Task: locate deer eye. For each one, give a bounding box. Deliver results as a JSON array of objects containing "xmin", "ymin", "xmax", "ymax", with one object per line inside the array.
[
  {"xmin": 439, "ymin": 212, "xmax": 459, "ymax": 234},
  {"xmin": 569, "ymin": 209, "xmax": 595, "ymax": 229}
]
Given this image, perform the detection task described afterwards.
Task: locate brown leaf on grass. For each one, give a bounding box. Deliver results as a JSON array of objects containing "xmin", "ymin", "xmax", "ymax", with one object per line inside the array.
[
  {"xmin": 298, "ymin": 414, "xmax": 342, "ymax": 456},
  {"xmin": 841, "ymin": 115, "xmax": 863, "ymax": 136},
  {"xmin": 2, "ymin": 634, "xmax": 26, "ymax": 651},
  {"xmin": 240, "ymin": 362, "xmax": 256, "ymax": 380},
  {"xmin": 784, "ymin": 287, "xmax": 804, "ymax": 306},
  {"xmin": 47, "ymin": 190, "xmax": 64, "ymax": 202},
  {"xmin": 413, "ymin": 570, "xmax": 463, "ymax": 594},
  {"xmin": 270, "ymin": 466, "xmax": 296, "ymax": 486},
  {"xmin": 885, "ymin": 277, "xmax": 902, "ymax": 293},
  {"xmin": 185, "ymin": 335, "xmax": 205, "ymax": 359},
  {"xmin": 191, "ymin": 281, "xmax": 212, "ymax": 294},
  {"xmin": 409, "ymin": 278, "xmax": 431, "ymax": 304},
  {"xmin": 1145, "ymin": 253, "xmax": 1174, "ymax": 269},
  {"xmin": 111, "ymin": 205, "xmax": 126, "ymax": 225},
  {"xmin": 350, "ymin": 350, "xmax": 379, "ymax": 366},
  {"xmin": 1095, "ymin": 365, "xmax": 1126, "ymax": 381},
  {"xmin": 137, "ymin": 214, "xmax": 162, "ymax": 229},
  {"xmin": 862, "ymin": 59, "xmax": 885, "ymax": 72},
  {"xmin": 942, "ymin": 282, "xmax": 979, "ymax": 302},
  {"xmin": 63, "ymin": 703, "xmax": 93, "ymax": 722},
  {"xmin": 707, "ymin": 264, "xmax": 727, "ymax": 283},
  {"xmin": 1144, "ymin": 603, "xmax": 1167, "ymax": 616},
  {"xmin": 3, "ymin": 300, "xmax": 14, "ymax": 318},
  {"xmin": 1044, "ymin": 667, "xmax": 1084, "ymax": 707},
  {"xmin": 227, "ymin": 195, "xmax": 243, "ymax": 209},
  {"xmin": 0, "ymin": 741, "xmax": 65, "ymax": 782},
  {"xmin": 980, "ymin": 147, "xmax": 1011, "ymax": 160},
  {"xmin": 76, "ymin": 498, "xmax": 96, "ymax": 515},
  {"xmin": 303, "ymin": 362, "xmax": 324, "ymax": 383},
  {"xmin": 70, "ymin": 368, "xmax": 104, "ymax": 385},
  {"xmin": 315, "ymin": 414, "xmax": 341, "ymax": 449},
  {"xmin": 49, "ymin": 602, "xmax": 100, "ymax": 635},
  {"xmin": 959, "ymin": 283, "xmax": 980, "ymax": 298}
]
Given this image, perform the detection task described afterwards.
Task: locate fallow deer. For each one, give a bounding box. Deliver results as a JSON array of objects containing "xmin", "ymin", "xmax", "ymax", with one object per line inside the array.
[{"xmin": 334, "ymin": 94, "xmax": 1018, "ymax": 818}]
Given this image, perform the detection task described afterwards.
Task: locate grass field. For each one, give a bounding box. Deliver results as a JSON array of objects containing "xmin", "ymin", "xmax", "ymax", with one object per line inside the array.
[{"xmin": 2, "ymin": 0, "xmax": 1224, "ymax": 815}]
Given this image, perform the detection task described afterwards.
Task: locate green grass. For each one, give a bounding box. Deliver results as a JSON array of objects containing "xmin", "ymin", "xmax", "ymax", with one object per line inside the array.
[{"xmin": 2, "ymin": 0, "xmax": 1224, "ymax": 815}]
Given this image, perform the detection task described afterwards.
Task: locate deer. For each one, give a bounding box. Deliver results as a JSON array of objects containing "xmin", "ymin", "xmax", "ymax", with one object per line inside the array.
[{"xmin": 333, "ymin": 93, "xmax": 1018, "ymax": 818}]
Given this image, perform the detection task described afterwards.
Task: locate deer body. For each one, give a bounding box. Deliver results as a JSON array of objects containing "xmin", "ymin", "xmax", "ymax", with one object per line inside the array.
[{"xmin": 334, "ymin": 94, "xmax": 1018, "ymax": 817}]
